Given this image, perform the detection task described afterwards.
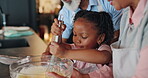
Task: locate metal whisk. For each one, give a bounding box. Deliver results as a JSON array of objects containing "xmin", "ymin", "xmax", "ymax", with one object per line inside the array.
[{"xmin": 46, "ymin": 15, "xmax": 64, "ymax": 78}]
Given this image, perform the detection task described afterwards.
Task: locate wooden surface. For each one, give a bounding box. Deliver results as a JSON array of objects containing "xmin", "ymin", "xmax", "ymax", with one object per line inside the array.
[{"xmin": 0, "ymin": 30, "xmax": 47, "ymax": 78}]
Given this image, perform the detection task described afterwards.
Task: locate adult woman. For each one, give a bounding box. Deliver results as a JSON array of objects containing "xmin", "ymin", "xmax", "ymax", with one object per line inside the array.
[{"xmin": 109, "ymin": 0, "xmax": 148, "ymax": 78}]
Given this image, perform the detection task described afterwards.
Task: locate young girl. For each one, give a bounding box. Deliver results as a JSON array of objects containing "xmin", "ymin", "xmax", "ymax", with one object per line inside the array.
[{"xmin": 47, "ymin": 10, "xmax": 114, "ymax": 78}]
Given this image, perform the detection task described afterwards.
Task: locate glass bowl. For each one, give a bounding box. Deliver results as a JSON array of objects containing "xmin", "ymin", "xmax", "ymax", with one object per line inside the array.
[{"xmin": 9, "ymin": 55, "xmax": 73, "ymax": 78}]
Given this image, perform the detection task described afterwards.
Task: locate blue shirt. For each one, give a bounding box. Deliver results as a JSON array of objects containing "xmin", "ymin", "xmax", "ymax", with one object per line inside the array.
[{"xmin": 59, "ymin": 0, "xmax": 122, "ymax": 39}]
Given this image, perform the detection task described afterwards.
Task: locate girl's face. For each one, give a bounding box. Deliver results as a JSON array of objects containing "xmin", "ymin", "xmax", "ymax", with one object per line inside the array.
[
  {"xmin": 108, "ymin": 0, "xmax": 131, "ymax": 10},
  {"xmin": 73, "ymin": 18, "xmax": 99, "ymax": 49}
]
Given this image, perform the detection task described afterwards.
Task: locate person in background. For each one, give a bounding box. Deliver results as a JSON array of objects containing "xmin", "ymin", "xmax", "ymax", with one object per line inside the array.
[
  {"xmin": 108, "ymin": 0, "xmax": 148, "ymax": 78},
  {"xmin": 54, "ymin": 0, "xmax": 122, "ymax": 43},
  {"xmin": 47, "ymin": 10, "xmax": 114, "ymax": 78}
]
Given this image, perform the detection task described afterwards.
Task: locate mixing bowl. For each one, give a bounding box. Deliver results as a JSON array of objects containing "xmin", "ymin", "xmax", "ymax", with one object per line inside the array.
[{"xmin": 9, "ymin": 55, "xmax": 73, "ymax": 78}]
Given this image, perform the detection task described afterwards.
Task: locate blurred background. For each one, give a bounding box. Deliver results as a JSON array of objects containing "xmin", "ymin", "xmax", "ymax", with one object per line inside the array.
[{"xmin": 0, "ymin": 0, "xmax": 62, "ymax": 43}]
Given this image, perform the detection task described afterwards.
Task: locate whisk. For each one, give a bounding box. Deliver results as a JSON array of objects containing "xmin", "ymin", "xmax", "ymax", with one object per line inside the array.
[
  {"xmin": 50, "ymin": 14, "xmax": 63, "ymax": 64},
  {"xmin": 46, "ymin": 15, "xmax": 64, "ymax": 76}
]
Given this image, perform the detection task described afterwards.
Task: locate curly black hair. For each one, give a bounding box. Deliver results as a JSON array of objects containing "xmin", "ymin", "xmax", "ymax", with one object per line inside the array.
[{"xmin": 74, "ymin": 10, "xmax": 114, "ymax": 45}]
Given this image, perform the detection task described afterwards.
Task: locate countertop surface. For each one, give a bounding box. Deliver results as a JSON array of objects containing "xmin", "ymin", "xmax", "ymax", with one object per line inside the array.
[{"xmin": 0, "ymin": 30, "xmax": 47, "ymax": 78}]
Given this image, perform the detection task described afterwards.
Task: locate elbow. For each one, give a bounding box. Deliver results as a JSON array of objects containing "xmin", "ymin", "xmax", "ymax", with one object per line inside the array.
[{"xmin": 102, "ymin": 51, "xmax": 112, "ymax": 64}]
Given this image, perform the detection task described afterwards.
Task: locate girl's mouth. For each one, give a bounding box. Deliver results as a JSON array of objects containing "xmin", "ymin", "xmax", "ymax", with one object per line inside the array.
[
  {"xmin": 75, "ymin": 45, "xmax": 84, "ymax": 49},
  {"xmin": 76, "ymin": 46, "xmax": 83, "ymax": 49}
]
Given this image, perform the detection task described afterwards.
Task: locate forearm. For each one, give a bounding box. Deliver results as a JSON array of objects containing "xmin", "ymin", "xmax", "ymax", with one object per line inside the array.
[
  {"xmin": 64, "ymin": 49, "xmax": 112, "ymax": 64},
  {"xmin": 81, "ymin": 74, "xmax": 90, "ymax": 78},
  {"xmin": 72, "ymin": 69, "xmax": 90, "ymax": 78}
]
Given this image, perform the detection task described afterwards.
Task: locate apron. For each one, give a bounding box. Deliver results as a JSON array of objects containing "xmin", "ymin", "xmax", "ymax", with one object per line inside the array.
[
  {"xmin": 111, "ymin": 41, "xmax": 139, "ymax": 78},
  {"xmin": 111, "ymin": 6, "xmax": 148, "ymax": 78}
]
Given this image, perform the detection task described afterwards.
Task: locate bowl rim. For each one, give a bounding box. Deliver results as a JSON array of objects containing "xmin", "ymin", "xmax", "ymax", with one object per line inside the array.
[{"xmin": 9, "ymin": 55, "xmax": 73, "ymax": 76}]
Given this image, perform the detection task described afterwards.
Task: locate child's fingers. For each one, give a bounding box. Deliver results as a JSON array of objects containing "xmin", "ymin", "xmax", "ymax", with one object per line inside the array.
[
  {"xmin": 51, "ymin": 18, "xmax": 66, "ymax": 35},
  {"xmin": 54, "ymin": 18, "xmax": 66, "ymax": 32},
  {"xmin": 51, "ymin": 23, "xmax": 61, "ymax": 35},
  {"xmin": 45, "ymin": 42, "xmax": 51, "ymax": 52},
  {"xmin": 49, "ymin": 43, "xmax": 55, "ymax": 55},
  {"xmin": 49, "ymin": 42, "xmax": 59, "ymax": 55},
  {"xmin": 50, "ymin": 42, "xmax": 59, "ymax": 47},
  {"xmin": 62, "ymin": 24, "xmax": 66, "ymax": 31},
  {"xmin": 54, "ymin": 18, "xmax": 59, "ymax": 24}
]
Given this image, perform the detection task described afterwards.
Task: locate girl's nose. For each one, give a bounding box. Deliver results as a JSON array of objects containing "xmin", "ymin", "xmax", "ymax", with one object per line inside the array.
[
  {"xmin": 75, "ymin": 37, "xmax": 81, "ymax": 44},
  {"xmin": 76, "ymin": 40, "xmax": 81, "ymax": 44}
]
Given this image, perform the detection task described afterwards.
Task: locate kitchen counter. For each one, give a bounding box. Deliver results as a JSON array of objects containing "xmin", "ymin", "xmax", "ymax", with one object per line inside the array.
[{"xmin": 0, "ymin": 30, "xmax": 47, "ymax": 78}]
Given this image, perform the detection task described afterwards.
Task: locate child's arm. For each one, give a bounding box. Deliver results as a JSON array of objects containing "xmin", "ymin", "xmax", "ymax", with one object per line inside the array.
[
  {"xmin": 50, "ymin": 42, "xmax": 112, "ymax": 64},
  {"xmin": 65, "ymin": 49, "xmax": 111, "ymax": 64},
  {"xmin": 42, "ymin": 18, "xmax": 66, "ymax": 54}
]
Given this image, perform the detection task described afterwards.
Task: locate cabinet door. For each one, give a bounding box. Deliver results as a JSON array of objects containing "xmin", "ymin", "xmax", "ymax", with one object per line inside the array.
[{"xmin": 0, "ymin": 0, "xmax": 37, "ymax": 31}]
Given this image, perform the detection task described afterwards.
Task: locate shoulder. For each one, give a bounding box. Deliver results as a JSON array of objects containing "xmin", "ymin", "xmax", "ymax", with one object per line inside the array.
[
  {"xmin": 120, "ymin": 7, "xmax": 129, "ymax": 24},
  {"xmin": 119, "ymin": 7, "xmax": 129, "ymax": 32},
  {"xmin": 59, "ymin": 6, "xmax": 72, "ymax": 16},
  {"xmin": 142, "ymin": 11, "xmax": 148, "ymax": 48},
  {"xmin": 98, "ymin": 44, "xmax": 112, "ymax": 53},
  {"xmin": 59, "ymin": 7, "xmax": 69, "ymax": 13},
  {"xmin": 99, "ymin": 0, "xmax": 114, "ymax": 10},
  {"xmin": 99, "ymin": 0, "xmax": 123, "ymax": 15}
]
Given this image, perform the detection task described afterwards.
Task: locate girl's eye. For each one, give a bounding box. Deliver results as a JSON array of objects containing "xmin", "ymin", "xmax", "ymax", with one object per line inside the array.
[
  {"xmin": 73, "ymin": 34, "xmax": 77, "ymax": 36},
  {"xmin": 81, "ymin": 34, "xmax": 88, "ymax": 39},
  {"xmin": 82, "ymin": 36, "xmax": 87, "ymax": 39}
]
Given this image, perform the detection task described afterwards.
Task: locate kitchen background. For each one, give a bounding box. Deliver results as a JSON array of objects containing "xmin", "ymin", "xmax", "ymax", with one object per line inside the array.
[{"xmin": 0, "ymin": 0, "xmax": 62, "ymax": 43}]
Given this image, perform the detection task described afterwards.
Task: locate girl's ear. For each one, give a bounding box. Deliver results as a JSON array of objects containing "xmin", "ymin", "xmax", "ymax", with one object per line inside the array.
[{"xmin": 97, "ymin": 33, "xmax": 105, "ymax": 45}]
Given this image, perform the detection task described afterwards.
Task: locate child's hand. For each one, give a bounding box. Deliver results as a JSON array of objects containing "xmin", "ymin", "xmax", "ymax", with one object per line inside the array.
[
  {"xmin": 51, "ymin": 18, "xmax": 66, "ymax": 36},
  {"xmin": 49, "ymin": 42, "xmax": 68, "ymax": 58},
  {"xmin": 42, "ymin": 43, "xmax": 52, "ymax": 55},
  {"xmin": 41, "ymin": 43, "xmax": 52, "ymax": 62}
]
